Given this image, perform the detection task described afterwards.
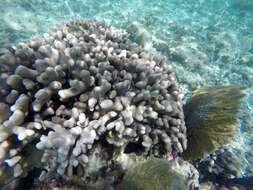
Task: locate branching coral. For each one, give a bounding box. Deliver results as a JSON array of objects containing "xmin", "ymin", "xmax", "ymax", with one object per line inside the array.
[{"xmin": 0, "ymin": 20, "xmax": 186, "ymax": 185}]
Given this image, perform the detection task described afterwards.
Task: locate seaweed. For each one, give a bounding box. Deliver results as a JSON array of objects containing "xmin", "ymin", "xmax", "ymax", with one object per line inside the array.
[{"xmin": 183, "ymin": 85, "xmax": 245, "ymax": 160}]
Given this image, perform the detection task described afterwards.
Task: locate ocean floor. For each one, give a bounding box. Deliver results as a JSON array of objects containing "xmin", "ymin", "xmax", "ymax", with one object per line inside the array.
[{"xmin": 0, "ymin": 0, "xmax": 253, "ymax": 176}]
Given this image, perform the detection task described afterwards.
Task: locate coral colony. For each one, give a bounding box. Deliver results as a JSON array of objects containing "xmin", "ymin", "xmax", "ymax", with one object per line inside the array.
[
  {"xmin": 0, "ymin": 20, "xmax": 245, "ymax": 190},
  {"xmin": 0, "ymin": 20, "xmax": 188, "ymax": 187}
]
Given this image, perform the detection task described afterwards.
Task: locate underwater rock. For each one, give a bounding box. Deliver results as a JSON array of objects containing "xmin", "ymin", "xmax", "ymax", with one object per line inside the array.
[
  {"xmin": 0, "ymin": 20, "xmax": 186, "ymax": 185},
  {"xmin": 196, "ymin": 147, "xmax": 243, "ymax": 182}
]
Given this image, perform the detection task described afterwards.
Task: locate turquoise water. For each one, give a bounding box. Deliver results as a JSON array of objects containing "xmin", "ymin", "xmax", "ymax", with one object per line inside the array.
[{"xmin": 0, "ymin": 0, "xmax": 253, "ymax": 179}]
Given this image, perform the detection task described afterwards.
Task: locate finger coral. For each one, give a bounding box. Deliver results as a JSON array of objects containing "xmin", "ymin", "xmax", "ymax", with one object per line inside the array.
[{"xmin": 0, "ymin": 20, "xmax": 186, "ymax": 185}]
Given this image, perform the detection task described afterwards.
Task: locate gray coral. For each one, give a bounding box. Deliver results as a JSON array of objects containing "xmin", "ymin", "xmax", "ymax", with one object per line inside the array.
[{"xmin": 0, "ymin": 20, "xmax": 186, "ymax": 182}]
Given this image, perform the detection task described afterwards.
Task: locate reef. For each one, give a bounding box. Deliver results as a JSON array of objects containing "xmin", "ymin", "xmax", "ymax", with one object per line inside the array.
[
  {"xmin": 196, "ymin": 147, "xmax": 243, "ymax": 182},
  {"xmin": 0, "ymin": 17, "xmax": 247, "ymax": 190},
  {"xmin": 0, "ymin": 20, "xmax": 187, "ymax": 188}
]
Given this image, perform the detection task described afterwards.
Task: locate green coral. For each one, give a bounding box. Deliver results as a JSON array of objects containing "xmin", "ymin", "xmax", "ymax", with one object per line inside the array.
[
  {"xmin": 183, "ymin": 85, "xmax": 245, "ymax": 160},
  {"xmin": 117, "ymin": 158, "xmax": 188, "ymax": 190}
]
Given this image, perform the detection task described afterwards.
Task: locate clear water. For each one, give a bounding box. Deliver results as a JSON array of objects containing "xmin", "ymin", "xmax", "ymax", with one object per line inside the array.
[{"xmin": 0, "ymin": 0, "xmax": 253, "ymax": 176}]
